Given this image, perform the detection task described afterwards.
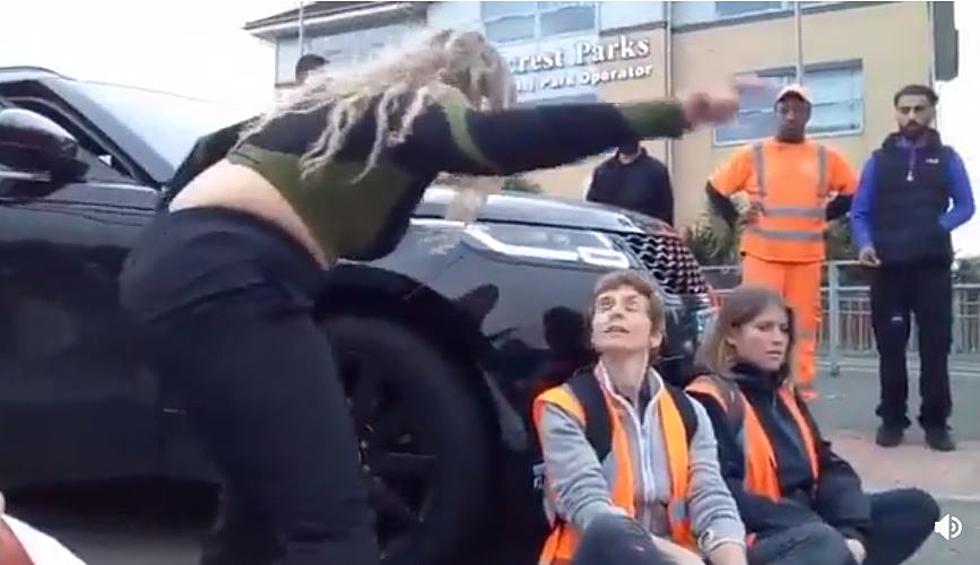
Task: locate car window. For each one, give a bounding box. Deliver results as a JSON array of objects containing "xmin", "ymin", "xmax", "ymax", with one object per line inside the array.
[
  {"xmin": 67, "ymin": 81, "xmax": 250, "ymax": 171},
  {"xmin": 8, "ymin": 97, "xmax": 139, "ymax": 185}
]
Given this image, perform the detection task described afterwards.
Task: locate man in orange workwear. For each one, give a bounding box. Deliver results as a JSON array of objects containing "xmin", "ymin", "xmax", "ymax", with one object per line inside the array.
[{"xmin": 705, "ymin": 84, "xmax": 858, "ymax": 400}]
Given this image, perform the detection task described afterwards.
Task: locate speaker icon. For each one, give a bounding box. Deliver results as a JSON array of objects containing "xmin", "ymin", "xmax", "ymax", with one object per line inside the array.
[{"xmin": 935, "ymin": 513, "xmax": 963, "ymax": 541}]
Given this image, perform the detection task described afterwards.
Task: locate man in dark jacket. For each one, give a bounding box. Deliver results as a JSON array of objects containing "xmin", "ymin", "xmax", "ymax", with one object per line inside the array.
[
  {"xmin": 586, "ymin": 139, "xmax": 674, "ymax": 225},
  {"xmin": 851, "ymin": 84, "xmax": 975, "ymax": 451}
]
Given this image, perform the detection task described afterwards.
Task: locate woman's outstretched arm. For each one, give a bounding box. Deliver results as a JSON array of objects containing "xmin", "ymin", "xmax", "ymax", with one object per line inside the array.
[{"xmin": 403, "ymin": 99, "xmax": 691, "ymax": 176}]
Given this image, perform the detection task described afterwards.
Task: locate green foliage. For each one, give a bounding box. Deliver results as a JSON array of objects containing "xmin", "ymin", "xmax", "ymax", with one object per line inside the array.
[
  {"xmin": 684, "ymin": 212, "xmax": 859, "ymax": 274},
  {"xmin": 824, "ymin": 219, "xmax": 857, "ymax": 261},
  {"xmin": 682, "ymin": 210, "xmax": 740, "ymax": 266},
  {"xmin": 501, "ymin": 176, "xmax": 542, "ymax": 194},
  {"xmin": 435, "ymin": 173, "xmax": 541, "ymax": 194},
  {"xmin": 956, "ymin": 256, "xmax": 980, "ymax": 283}
]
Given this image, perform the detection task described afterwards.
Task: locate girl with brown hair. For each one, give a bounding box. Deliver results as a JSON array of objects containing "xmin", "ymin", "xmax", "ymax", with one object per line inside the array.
[{"xmin": 687, "ymin": 285, "xmax": 938, "ymax": 565}]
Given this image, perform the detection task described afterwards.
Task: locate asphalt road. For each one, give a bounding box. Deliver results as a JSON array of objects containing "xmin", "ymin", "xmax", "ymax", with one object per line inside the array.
[{"xmin": 5, "ymin": 359, "xmax": 980, "ymax": 564}]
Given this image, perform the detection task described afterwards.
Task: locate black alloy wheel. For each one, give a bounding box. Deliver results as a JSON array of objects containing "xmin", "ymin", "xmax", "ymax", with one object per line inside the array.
[{"xmin": 321, "ymin": 315, "xmax": 493, "ymax": 565}]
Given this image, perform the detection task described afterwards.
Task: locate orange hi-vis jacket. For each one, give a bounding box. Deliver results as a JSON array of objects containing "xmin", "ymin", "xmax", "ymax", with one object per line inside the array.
[
  {"xmin": 710, "ymin": 138, "xmax": 858, "ymax": 263},
  {"xmin": 685, "ymin": 374, "xmax": 819, "ymax": 501},
  {"xmin": 532, "ymin": 371, "xmax": 697, "ymax": 564}
]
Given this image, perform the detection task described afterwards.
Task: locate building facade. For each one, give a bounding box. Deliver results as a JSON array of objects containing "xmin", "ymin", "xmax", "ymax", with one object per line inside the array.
[{"xmin": 245, "ymin": 1, "xmax": 957, "ymax": 231}]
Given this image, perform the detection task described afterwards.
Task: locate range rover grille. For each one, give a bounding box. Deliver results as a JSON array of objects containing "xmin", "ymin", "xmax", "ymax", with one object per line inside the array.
[{"xmin": 619, "ymin": 233, "xmax": 710, "ymax": 295}]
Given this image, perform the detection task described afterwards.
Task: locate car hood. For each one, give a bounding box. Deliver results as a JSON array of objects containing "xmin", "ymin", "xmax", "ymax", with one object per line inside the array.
[{"xmin": 417, "ymin": 187, "xmax": 676, "ymax": 236}]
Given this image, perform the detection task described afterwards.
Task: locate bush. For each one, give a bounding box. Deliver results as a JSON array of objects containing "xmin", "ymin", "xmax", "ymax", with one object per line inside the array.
[
  {"xmin": 824, "ymin": 219, "xmax": 857, "ymax": 262},
  {"xmin": 682, "ymin": 211, "xmax": 740, "ymax": 267},
  {"xmin": 956, "ymin": 256, "xmax": 980, "ymax": 283},
  {"xmin": 684, "ymin": 210, "xmax": 860, "ymax": 279},
  {"xmin": 501, "ymin": 176, "xmax": 541, "ymax": 194}
]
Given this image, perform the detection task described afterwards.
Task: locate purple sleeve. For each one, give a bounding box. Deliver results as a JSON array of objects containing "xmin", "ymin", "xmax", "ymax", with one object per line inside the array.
[
  {"xmin": 940, "ymin": 148, "xmax": 976, "ymax": 232},
  {"xmin": 849, "ymin": 157, "xmax": 877, "ymax": 250}
]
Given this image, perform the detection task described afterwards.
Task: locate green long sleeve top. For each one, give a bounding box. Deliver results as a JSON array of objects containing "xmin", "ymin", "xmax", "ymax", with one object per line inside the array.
[{"xmin": 225, "ymin": 97, "xmax": 691, "ymax": 261}]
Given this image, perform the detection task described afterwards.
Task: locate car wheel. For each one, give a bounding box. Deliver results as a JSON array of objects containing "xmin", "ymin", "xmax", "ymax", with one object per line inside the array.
[{"xmin": 320, "ymin": 315, "xmax": 493, "ymax": 565}]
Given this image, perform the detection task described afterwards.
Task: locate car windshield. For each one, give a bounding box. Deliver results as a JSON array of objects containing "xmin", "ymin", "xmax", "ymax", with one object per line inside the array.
[{"xmin": 69, "ymin": 80, "xmax": 253, "ymax": 169}]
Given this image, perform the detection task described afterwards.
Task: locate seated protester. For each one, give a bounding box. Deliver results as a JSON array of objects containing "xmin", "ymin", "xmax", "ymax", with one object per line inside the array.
[
  {"xmin": 686, "ymin": 285, "xmax": 939, "ymax": 565},
  {"xmin": 534, "ymin": 269, "xmax": 748, "ymax": 565}
]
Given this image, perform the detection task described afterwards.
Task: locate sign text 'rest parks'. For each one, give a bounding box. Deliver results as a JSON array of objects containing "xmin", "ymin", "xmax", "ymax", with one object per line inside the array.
[
  {"xmin": 502, "ymin": 35, "xmax": 655, "ymax": 95},
  {"xmin": 507, "ymin": 35, "xmax": 653, "ymax": 75}
]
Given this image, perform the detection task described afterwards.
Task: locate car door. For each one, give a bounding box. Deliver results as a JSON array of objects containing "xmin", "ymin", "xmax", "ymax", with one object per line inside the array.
[{"xmin": 0, "ymin": 97, "xmax": 162, "ymax": 487}]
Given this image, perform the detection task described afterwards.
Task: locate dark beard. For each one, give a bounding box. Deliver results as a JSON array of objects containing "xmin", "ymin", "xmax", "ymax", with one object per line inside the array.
[{"xmin": 900, "ymin": 121, "xmax": 926, "ymax": 139}]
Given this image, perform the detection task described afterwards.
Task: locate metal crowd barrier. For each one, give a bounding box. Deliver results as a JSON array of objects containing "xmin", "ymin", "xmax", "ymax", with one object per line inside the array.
[{"xmin": 701, "ymin": 261, "xmax": 980, "ymax": 376}]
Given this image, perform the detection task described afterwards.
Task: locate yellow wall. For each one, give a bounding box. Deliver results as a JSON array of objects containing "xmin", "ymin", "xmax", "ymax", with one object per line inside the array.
[
  {"xmin": 524, "ymin": 26, "xmax": 669, "ymax": 199},
  {"xmin": 670, "ymin": 1, "xmax": 933, "ymax": 230},
  {"xmin": 524, "ymin": 2, "xmax": 933, "ymax": 232}
]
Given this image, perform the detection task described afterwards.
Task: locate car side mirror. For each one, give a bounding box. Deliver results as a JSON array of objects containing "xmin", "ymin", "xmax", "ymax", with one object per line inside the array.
[{"xmin": 0, "ymin": 108, "xmax": 88, "ymax": 182}]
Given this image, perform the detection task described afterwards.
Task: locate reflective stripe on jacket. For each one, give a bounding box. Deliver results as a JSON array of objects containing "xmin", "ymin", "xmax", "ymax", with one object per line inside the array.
[
  {"xmin": 740, "ymin": 140, "xmax": 832, "ymax": 262},
  {"xmin": 686, "ymin": 375, "xmax": 819, "ymax": 500}
]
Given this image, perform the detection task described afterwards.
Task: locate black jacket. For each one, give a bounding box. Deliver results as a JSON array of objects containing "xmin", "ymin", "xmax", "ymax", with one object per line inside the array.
[
  {"xmin": 586, "ymin": 149, "xmax": 674, "ymax": 225},
  {"xmin": 866, "ymin": 130, "xmax": 955, "ymax": 266},
  {"xmin": 688, "ymin": 363, "xmax": 872, "ymax": 544}
]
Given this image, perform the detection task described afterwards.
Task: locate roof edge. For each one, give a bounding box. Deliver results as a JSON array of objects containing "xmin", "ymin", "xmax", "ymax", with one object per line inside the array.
[{"xmin": 244, "ymin": 2, "xmax": 426, "ymax": 39}]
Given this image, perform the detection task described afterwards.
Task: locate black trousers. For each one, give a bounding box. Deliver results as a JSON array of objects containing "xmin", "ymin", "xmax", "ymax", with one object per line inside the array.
[
  {"xmin": 748, "ymin": 489, "xmax": 938, "ymax": 565},
  {"xmin": 570, "ymin": 514, "xmax": 676, "ymax": 565},
  {"xmin": 571, "ymin": 489, "xmax": 937, "ymax": 565},
  {"xmin": 870, "ymin": 263, "xmax": 953, "ymax": 429},
  {"xmin": 119, "ymin": 207, "xmax": 380, "ymax": 565}
]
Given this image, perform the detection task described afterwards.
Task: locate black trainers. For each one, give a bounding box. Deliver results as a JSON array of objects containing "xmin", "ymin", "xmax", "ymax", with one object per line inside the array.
[
  {"xmin": 925, "ymin": 427, "xmax": 956, "ymax": 452},
  {"xmin": 876, "ymin": 425, "xmax": 904, "ymax": 447}
]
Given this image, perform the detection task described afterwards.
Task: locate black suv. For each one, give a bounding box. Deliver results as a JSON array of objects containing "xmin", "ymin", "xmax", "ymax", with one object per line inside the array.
[{"xmin": 0, "ymin": 67, "xmax": 717, "ymax": 564}]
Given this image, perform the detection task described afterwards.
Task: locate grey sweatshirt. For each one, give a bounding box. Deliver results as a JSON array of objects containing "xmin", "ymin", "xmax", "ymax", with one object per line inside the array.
[{"xmin": 537, "ymin": 365, "xmax": 746, "ymax": 555}]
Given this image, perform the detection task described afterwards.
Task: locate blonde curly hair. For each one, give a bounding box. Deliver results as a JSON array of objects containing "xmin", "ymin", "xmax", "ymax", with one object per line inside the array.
[{"xmin": 241, "ymin": 28, "xmax": 517, "ymax": 223}]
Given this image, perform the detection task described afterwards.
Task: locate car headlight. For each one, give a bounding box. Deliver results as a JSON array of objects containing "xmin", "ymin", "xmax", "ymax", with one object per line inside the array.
[
  {"xmin": 696, "ymin": 307, "xmax": 718, "ymax": 337},
  {"xmin": 464, "ymin": 223, "xmax": 632, "ymax": 269}
]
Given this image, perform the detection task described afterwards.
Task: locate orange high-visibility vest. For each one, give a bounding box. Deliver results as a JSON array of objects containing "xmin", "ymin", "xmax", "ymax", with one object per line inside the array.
[
  {"xmin": 741, "ymin": 141, "xmax": 833, "ymax": 263},
  {"xmin": 533, "ymin": 381, "xmax": 695, "ymax": 564},
  {"xmin": 686, "ymin": 375, "xmax": 819, "ymax": 501}
]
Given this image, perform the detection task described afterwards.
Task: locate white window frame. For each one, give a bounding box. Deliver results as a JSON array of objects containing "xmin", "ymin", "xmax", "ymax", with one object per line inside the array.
[
  {"xmin": 674, "ymin": 0, "xmax": 843, "ymax": 26},
  {"xmin": 712, "ymin": 60, "xmax": 864, "ymax": 147},
  {"xmin": 481, "ymin": 2, "xmax": 599, "ymax": 45},
  {"xmin": 713, "ymin": 1, "xmax": 787, "ymax": 20}
]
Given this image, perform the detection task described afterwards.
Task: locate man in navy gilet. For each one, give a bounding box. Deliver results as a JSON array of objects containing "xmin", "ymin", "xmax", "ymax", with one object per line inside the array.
[{"xmin": 851, "ymin": 84, "xmax": 975, "ymax": 451}]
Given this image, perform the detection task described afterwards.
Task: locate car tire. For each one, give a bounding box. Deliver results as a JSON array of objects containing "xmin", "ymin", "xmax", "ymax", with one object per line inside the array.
[{"xmin": 320, "ymin": 315, "xmax": 493, "ymax": 565}]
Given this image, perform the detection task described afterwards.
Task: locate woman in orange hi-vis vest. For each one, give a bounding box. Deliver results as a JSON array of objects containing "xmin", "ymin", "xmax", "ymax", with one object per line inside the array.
[
  {"xmin": 686, "ymin": 286, "xmax": 939, "ymax": 565},
  {"xmin": 534, "ymin": 270, "xmax": 747, "ymax": 565},
  {"xmin": 706, "ymin": 85, "xmax": 858, "ymax": 401}
]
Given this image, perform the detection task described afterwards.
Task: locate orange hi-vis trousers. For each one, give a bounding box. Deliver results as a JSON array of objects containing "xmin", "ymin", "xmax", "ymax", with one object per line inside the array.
[{"xmin": 742, "ymin": 255, "xmax": 823, "ymax": 387}]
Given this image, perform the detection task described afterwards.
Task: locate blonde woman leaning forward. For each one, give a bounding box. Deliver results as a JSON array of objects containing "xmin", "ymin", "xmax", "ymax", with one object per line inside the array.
[
  {"xmin": 119, "ymin": 29, "xmax": 748, "ymax": 565},
  {"xmin": 535, "ymin": 270, "xmax": 748, "ymax": 565}
]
